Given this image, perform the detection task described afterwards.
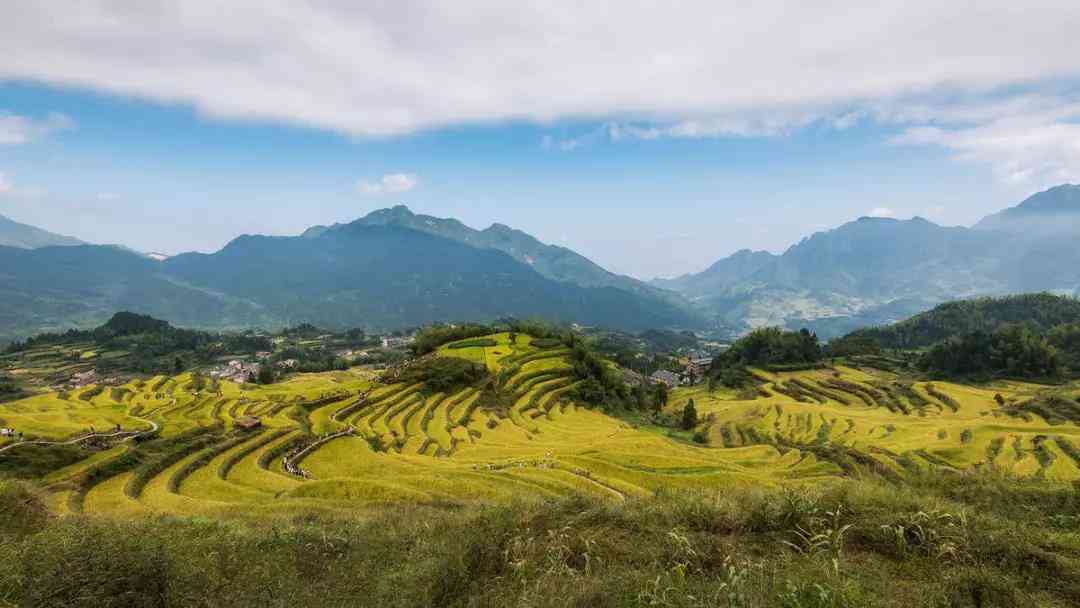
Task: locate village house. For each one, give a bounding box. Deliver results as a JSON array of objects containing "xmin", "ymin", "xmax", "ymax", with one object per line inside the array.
[
  {"xmin": 650, "ymin": 370, "xmax": 680, "ymax": 388},
  {"xmin": 686, "ymin": 357, "xmax": 714, "ymax": 377},
  {"xmin": 211, "ymin": 359, "xmax": 260, "ymax": 383},
  {"xmin": 381, "ymin": 335, "xmax": 413, "ymax": 349}
]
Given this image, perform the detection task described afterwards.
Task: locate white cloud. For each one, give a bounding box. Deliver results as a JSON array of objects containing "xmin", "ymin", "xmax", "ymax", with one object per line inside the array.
[
  {"xmin": 868, "ymin": 207, "xmax": 896, "ymax": 218},
  {"xmin": 890, "ymin": 94, "xmax": 1080, "ymax": 187},
  {"xmin": 0, "ymin": 173, "xmax": 10, "ymax": 194},
  {"xmin": 547, "ymin": 112, "xmax": 823, "ymax": 150},
  {"xmin": 1, "ymin": 3, "xmax": 1079, "ymax": 138},
  {"xmin": 5, "ymin": 3, "xmax": 1080, "ymax": 184},
  {"xmin": 0, "ymin": 111, "xmax": 73, "ymax": 145},
  {"xmin": 357, "ymin": 173, "xmax": 418, "ymax": 195}
]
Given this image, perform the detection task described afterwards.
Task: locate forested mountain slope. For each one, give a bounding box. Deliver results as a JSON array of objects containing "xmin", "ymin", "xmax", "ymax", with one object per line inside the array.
[
  {"xmin": 656, "ymin": 185, "xmax": 1080, "ymax": 338},
  {"xmin": 305, "ymin": 205, "xmax": 671, "ymax": 299},
  {"xmin": 834, "ymin": 293, "xmax": 1080, "ymax": 350},
  {"xmin": 0, "ymin": 245, "xmax": 268, "ymax": 343},
  {"xmin": 0, "ymin": 213, "xmax": 84, "ymax": 249},
  {"xmin": 167, "ymin": 223, "xmax": 696, "ymax": 331},
  {"xmin": 0, "ymin": 221, "xmax": 699, "ymax": 342}
]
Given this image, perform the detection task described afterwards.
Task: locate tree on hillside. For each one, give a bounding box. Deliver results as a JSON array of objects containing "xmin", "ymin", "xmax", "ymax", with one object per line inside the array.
[
  {"xmin": 709, "ymin": 327, "xmax": 821, "ymax": 375},
  {"xmin": 190, "ymin": 371, "xmax": 206, "ymax": 392},
  {"xmin": 681, "ymin": 398, "xmax": 698, "ymax": 430},
  {"xmin": 656, "ymin": 382, "xmax": 669, "ymax": 412},
  {"xmin": 257, "ymin": 364, "xmax": 275, "ymax": 385},
  {"xmin": 919, "ymin": 324, "xmax": 1060, "ymax": 378}
]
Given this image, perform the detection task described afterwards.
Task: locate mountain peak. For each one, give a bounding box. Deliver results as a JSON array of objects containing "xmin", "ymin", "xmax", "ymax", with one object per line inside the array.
[
  {"xmin": 974, "ymin": 183, "xmax": 1080, "ymax": 234},
  {"xmin": 360, "ymin": 204, "xmax": 416, "ymax": 222},
  {"xmin": 1015, "ymin": 183, "xmax": 1080, "ymax": 211}
]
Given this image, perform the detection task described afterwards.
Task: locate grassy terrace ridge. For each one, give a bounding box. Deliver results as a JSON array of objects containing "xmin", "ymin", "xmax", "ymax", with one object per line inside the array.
[{"xmin": 5, "ymin": 331, "xmax": 1080, "ymax": 605}]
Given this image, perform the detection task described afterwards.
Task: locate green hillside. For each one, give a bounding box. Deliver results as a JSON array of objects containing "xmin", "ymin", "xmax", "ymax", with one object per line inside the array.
[{"xmin": 834, "ymin": 293, "xmax": 1080, "ymax": 350}]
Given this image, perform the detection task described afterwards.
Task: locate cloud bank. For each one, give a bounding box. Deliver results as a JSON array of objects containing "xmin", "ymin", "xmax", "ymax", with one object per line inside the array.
[{"xmin": 2, "ymin": 2, "xmax": 1079, "ymax": 184}]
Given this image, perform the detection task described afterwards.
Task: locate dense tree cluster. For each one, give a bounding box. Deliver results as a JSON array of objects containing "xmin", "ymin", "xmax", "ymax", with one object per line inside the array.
[
  {"xmin": 839, "ymin": 293, "xmax": 1080, "ymax": 350},
  {"xmin": 411, "ymin": 324, "xmax": 503, "ymax": 355},
  {"xmin": 0, "ymin": 373, "xmax": 25, "ymax": 401},
  {"xmin": 637, "ymin": 329, "xmax": 699, "ymax": 353},
  {"xmin": 712, "ymin": 327, "xmax": 821, "ymax": 369},
  {"xmin": 918, "ymin": 324, "xmax": 1060, "ymax": 378},
  {"xmin": 397, "ymin": 357, "xmax": 488, "ymax": 393},
  {"xmin": 568, "ymin": 343, "xmax": 630, "ymax": 406},
  {"xmin": 281, "ymin": 323, "xmax": 324, "ymax": 339},
  {"xmin": 1047, "ymin": 322, "xmax": 1080, "ymax": 370},
  {"xmin": 412, "ymin": 319, "xmax": 572, "ymax": 356},
  {"xmin": 270, "ymin": 345, "xmax": 349, "ymax": 374}
]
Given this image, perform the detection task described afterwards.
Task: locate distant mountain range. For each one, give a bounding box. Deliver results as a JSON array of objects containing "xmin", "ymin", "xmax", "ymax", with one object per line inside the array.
[
  {"xmin": 0, "ymin": 209, "xmax": 697, "ymax": 342},
  {"xmin": 0, "ymin": 214, "xmax": 83, "ymax": 249},
  {"xmin": 3, "ymin": 184, "xmax": 1079, "ymax": 343},
  {"xmin": 304, "ymin": 205, "xmax": 669, "ymax": 300},
  {"xmin": 652, "ymin": 184, "xmax": 1080, "ymax": 337}
]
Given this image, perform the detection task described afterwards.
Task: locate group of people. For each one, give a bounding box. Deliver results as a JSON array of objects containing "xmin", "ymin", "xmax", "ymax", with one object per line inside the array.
[
  {"xmin": 281, "ymin": 427, "xmax": 357, "ymax": 479},
  {"xmin": 471, "ymin": 452, "xmax": 557, "ymax": 472},
  {"xmin": 281, "ymin": 452, "xmax": 311, "ymax": 479},
  {"xmin": 331, "ymin": 389, "xmax": 372, "ymax": 422}
]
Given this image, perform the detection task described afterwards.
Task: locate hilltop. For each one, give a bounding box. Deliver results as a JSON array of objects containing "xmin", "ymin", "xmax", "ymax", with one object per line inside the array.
[{"xmin": 0, "ymin": 213, "xmax": 84, "ymax": 249}]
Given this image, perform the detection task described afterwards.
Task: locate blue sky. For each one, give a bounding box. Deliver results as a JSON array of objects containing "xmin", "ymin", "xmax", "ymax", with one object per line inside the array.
[{"xmin": 2, "ymin": 3, "xmax": 1079, "ymax": 279}]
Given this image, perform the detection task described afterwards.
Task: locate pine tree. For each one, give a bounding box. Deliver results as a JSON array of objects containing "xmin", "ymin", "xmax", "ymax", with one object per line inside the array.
[{"xmin": 681, "ymin": 398, "xmax": 698, "ymax": 430}]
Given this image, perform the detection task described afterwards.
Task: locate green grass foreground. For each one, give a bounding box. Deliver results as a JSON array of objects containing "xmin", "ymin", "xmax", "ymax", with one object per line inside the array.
[{"xmin": 3, "ymin": 473, "xmax": 1079, "ymax": 608}]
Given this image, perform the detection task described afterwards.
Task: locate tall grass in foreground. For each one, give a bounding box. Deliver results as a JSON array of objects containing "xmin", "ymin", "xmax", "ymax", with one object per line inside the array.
[{"xmin": 2, "ymin": 472, "xmax": 1079, "ymax": 607}]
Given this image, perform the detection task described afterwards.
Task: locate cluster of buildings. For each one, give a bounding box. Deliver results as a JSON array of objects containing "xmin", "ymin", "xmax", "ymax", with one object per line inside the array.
[
  {"xmin": 210, "ymin": 359, "xmax": 261, "ymax": 383},
  {"xmin": 63, "ymin": 369, "xmax": 120, "ymax": 390},
  {"xmin": 380, "ymin": 335, "xmax": 414, "ymax": 349},
  {"xmin": 648, "ymin": 353, "xmax": 715, "ymax": 388}
]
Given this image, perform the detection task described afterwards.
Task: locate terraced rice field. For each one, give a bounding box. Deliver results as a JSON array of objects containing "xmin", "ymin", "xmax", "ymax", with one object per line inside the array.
[{"xmin": 4, "ymin": 336, "xmax": 1078, "ymax": 518}]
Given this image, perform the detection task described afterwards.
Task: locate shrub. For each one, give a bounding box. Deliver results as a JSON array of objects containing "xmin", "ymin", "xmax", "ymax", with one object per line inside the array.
[
  {"xmin": 78, "ymin": 385, "xmax": 104, "ymax": 401},
  {"xmin": 445, "ymin": 338, "xmax": 497, "ymax": 349},
  {"xmin": 412, "ymin": 323, "xmax": 495, "ymax": 355},
  {"xmin": 398, "ymin": 357, "xmax": 488, "ymax": 394},
  {"xmin": 0, "ymin": 479, "xmax": 50, "ymax": 537},
  {"xmin": 529, "ymin": 337, "xmax": 564, "ymax": 349}
]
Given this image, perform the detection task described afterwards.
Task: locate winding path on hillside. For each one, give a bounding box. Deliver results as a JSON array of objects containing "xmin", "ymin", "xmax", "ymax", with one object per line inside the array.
[{"xmin": 0, "ymin": 417, "xmax": 160, "ymax": 455}]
